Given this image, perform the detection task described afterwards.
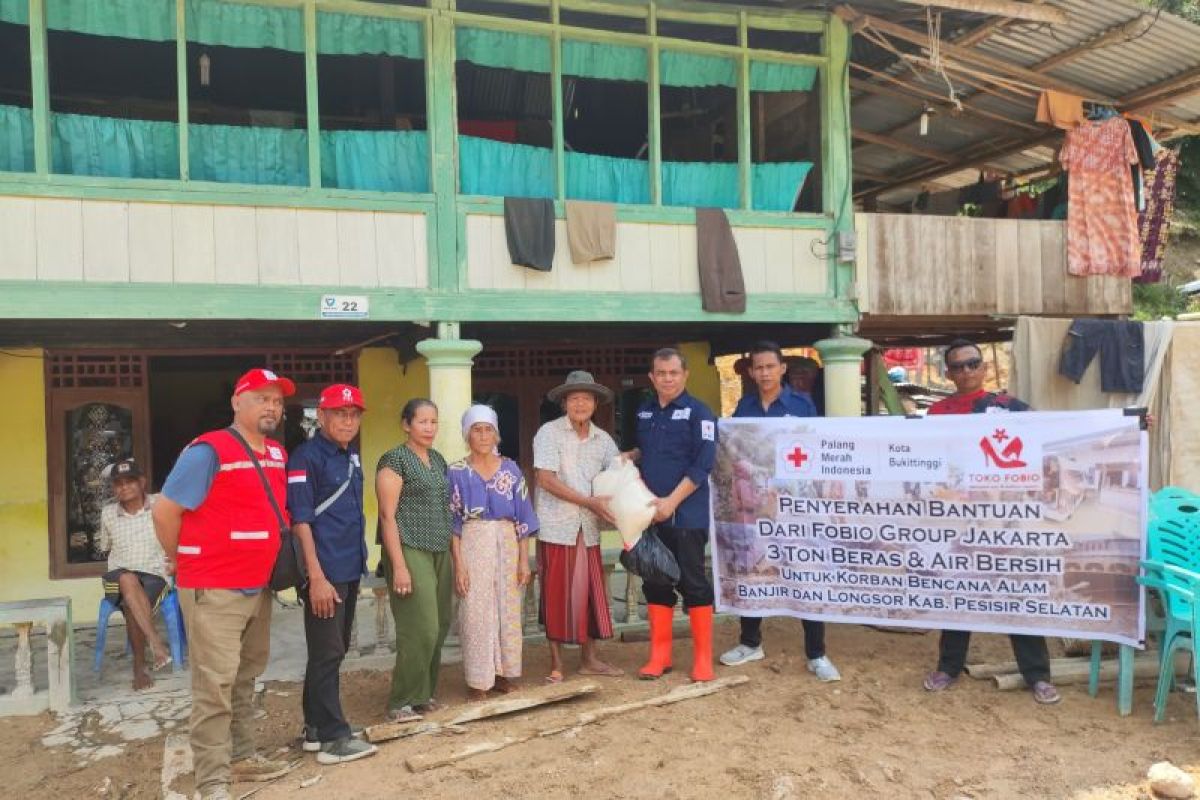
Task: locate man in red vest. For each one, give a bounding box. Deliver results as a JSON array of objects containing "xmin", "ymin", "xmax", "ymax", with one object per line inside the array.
[{"xmin": 154, "ymin": 368, "xmax": 296, "ymax": 800}]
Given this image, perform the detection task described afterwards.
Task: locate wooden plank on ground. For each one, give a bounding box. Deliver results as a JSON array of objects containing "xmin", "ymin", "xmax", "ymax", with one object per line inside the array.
[
  {"xmin": 406, "ymin": 676, "xmax": 750, "ymax": 773},
  {"xmin": 364, "ymin": 682, "xmax": 598, "ymax": 744},
  {"xmin": 447, "ymin": 682, "xmax": 598, "ymax": 725}
]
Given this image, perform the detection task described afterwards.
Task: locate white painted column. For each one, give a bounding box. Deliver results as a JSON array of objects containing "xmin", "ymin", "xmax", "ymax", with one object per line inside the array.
[
  {"xmin": 814, "ymin": 334, "xmax": 873, "ymax": 417},
  {"xmin": 415, "ymin": 322, "xmax": 483, "ymax": 463}
]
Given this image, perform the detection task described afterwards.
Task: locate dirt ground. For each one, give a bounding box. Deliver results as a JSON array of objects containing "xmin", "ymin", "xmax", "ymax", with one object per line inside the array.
[{"xmin": 9, "ymin": 618, "xmax": 1200, "ymax": 800}]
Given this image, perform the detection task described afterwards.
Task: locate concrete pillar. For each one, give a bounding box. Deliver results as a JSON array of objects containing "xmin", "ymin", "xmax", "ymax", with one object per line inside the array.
[
  {"xmin": 814, "ymin": 334, "xmax": 872, "ymax": 417},
  {"xmin": 415, "ymin": 322, "xmax": 482, "ymax": 462}
]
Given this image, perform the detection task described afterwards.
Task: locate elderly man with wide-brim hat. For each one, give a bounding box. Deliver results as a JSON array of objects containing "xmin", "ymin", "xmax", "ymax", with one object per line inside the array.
[{"xmin": 532, "ymin": 370, "xmax": 624, "ymax": 683}]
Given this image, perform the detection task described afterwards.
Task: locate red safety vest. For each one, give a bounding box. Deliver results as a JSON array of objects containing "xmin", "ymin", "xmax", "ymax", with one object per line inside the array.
[{"xmin": 175, "ymin": 430, "xmax": 288, "ymax": 589}]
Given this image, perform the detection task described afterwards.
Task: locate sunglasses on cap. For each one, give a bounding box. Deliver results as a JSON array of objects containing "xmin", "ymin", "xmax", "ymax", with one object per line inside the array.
[{"xmin": 946, "ymin": 357, "xmax": 984, "ymax": 373}]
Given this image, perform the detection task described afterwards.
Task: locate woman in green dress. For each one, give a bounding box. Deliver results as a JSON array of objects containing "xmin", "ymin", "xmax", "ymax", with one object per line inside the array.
[{"xmin": 376, "ymin": 398, "xmax": 454, "ymax": 722}]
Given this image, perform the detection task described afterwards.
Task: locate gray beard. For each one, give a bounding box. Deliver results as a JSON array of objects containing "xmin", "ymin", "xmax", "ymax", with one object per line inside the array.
[{"xmin": 257, "ymin": 418, "xmax": 279, "ymax": 435}]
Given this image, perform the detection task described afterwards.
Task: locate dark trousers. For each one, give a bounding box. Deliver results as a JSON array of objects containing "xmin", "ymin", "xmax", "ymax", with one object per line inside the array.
[
  {"xmin": 642, "ymin": 526, "xmax": 714, "ymax": 609},
  {"xmin": 739, "ymin": 616, "xmax": 826, "ymax": 660},
  {"xmin": 301, "ymin": 580, "xmax": 359, "ymax": 742},
  {"xmin": 937, "ymin": 630, "xmax": 1051, "ymax": 686}
]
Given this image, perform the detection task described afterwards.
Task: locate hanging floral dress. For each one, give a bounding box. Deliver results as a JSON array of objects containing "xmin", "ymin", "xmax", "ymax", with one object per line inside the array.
[{"xmin": 1059, "ymin": 116, "xmax": 1141, "ymax": 277}]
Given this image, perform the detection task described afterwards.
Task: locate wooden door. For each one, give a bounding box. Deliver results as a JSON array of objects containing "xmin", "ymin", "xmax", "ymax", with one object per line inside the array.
[{"xmin": 47, "ymin": 387, "xmax": 152, "ymax": 579}]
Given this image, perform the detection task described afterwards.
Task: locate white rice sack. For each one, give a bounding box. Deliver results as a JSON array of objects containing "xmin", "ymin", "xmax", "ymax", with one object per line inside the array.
[{"xmin": 593, "ymin": 459, "xmax": 656, "ymax": 547}]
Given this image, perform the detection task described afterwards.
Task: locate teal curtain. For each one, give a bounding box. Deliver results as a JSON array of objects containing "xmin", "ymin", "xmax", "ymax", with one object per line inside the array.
[
  {"xmin": 318, "ymin": 12, "xmax": 423, "ymax": 58},
  {"xmin": 662, "ymin": 160, "xmax": 739, "ymax": 208},
  {"xmin": 189, "ymin": 122, "xmax": 307, "ymax": 185},
  {"xmin": 51, "ymin": 112, "xmax": 179, "ymax": 178},
  {"xmin": 320, "ymin": 129, "xmax": 429, "ymax": 192},
  {"xmin": 660, "ymin": 51, "xmax": 735, "ymax": 88},
  {"xmin": 45, "ymin": 0, "xmax": 174, "ymax": 41},
  {"xmin": 752, "ymin": 161, "xmax": 812, "ymax": 212},
  {"xmin": 0, "ymin": 0, "xmax": 28, "ymax": 25},
  {"xmin": 458, "ymin": 135, "xmax": 553, "ymax": 198},
  {"xmin": 565, "ymin": 151, "xmax": 649, "ymax": 205},
  {"xmin": 750, "ymin": 61, "xmax": 816, "ymax": 93},
  {"xmin": 186, "ymin": 0, "xmax": 303, "ymax": 52},
  {"xmin": 562, "ymin": 40, "xmax": 646, "ymax": 83},
  {"xmin": 455, "ymin": 26, "xmax": 550, "ymax": 73},
  {"xmin": 0, "ymin": 104, "xmax": 34, "ymax": 172}
]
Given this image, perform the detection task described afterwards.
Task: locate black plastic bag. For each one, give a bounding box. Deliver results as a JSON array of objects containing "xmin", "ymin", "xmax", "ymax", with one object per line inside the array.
[{"xmin": 619, "ymin": 528, "xmax": 681, "ymax": 585}]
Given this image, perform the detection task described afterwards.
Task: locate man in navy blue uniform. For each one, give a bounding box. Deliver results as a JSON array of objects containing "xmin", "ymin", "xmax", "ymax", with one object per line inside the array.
[
  {"xmin": 718, "ymin": 341, "xmax": 841, "ymax": 682},
  {"xmin": 630, "ymin": 347, "xmax": 718, "ymax": 682},
  {"xmin": 286, "ymin": 384, "xmax": 377, "ymax": 765}
]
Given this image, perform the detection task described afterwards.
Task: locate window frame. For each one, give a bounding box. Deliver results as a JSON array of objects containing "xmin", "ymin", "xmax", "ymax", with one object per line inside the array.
[{"xmin": 449, "ymin": 0, "xmax": 827, "ymax": 213}]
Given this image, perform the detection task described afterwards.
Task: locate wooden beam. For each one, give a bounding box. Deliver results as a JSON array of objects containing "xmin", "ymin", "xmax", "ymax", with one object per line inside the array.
[
  {"xmin": 890, "ymin": 0, "xmax": 1067, "ymax": 25},
  {"xmin": 856, "ymin": 132, "xmax": 1060, "ymax": 199},
  {"xmin": 1033, "ymin": 14, "xmax": 1153, "ymax": 74},
  {"xmin": 849, "ymin": 68, "xmax": 1040, "ymax": 132},
  {"xmin": 1121, "ymin": 64, "xmax": 1200, "ymax": 110},
  {"xmin": 853, "ymin": 128, "xmax": 954, "ymax": 162},
  {"xmin": 849, "ymin": 11, "xmax": 1118, "ymax": 103}
]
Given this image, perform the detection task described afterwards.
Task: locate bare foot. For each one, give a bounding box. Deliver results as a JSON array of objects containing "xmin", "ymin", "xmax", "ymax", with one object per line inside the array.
[
  {"xmin": 578, "ymin": 660, "xmax": 623, "ymax": 677},
  {"xmin": 132, "ymin": 670, "xmax": 154, "ymax": 691},
  {"xmin": 492, "ymin": 676, "xmax": 519, "ymax": 694},
  {"xmin": 466, "ymin": 688, "xmax": 490, "ymax": 702}
]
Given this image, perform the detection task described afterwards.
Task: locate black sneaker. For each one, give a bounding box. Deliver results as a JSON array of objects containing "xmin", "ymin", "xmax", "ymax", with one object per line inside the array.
[{"xmin": 316, "ymin": 737, "xmax": 377, "ymax": 765}]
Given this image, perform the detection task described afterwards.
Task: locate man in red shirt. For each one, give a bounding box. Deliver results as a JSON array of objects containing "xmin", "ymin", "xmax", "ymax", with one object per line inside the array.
[
  {"xmin": 154, "ymin": 369, "xmax": 296, "ymax": 799},
  {"xmin": 922, "ymin": 339, "xmax": 1059, "ymax": 705}
]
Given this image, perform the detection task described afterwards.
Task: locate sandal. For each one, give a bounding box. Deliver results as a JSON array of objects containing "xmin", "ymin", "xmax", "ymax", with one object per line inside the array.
[
  {"xmin": 544, "ymin": 670, "xmax": 564, "ymax": 685},
  {"xmin": 152, "ymin": 654, "xmax": 173, "ymax": 672},
  {"xmin": 1032, "ymin": 681, "xmax": 1062, "ymax": 705},
  {"xmin": 922, "ymin": 670, "xmax": 955, "ymax": 692},
  {"xmin": 385, "ymin": 705, "xmax": 423, "ymax": 724},
  {"xmin": 412, "ymin": 699, "xmax": 442, "ymax": 715}
]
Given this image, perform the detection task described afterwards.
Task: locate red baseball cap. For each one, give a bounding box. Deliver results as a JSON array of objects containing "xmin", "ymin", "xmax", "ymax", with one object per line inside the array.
[
  {"xmin": 234, "ymin": 368, "xmax": 296, "ymax": 397},
  {"xmin": 319, "ymin": 383, "xmax": 366, "ymax": 411}
]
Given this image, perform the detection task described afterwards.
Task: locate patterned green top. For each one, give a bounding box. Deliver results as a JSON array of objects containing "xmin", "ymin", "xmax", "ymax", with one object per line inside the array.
[{"xmin": 377, "ymin": 444, "xmax": 453, "ymax": 553}]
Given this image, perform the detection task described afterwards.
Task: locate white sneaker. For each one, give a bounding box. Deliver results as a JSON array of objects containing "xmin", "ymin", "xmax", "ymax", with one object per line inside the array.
[
  {"xmin": 807, "ymin": 656, "xmax": 842, "ymax": 682},
  {"xmin": 720, "ymin": 643, "xmax": 765, "ymax": 666}
]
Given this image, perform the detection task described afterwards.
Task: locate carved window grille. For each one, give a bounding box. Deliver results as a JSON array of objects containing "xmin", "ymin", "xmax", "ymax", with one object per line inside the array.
[
  {"xmin": 47, "ymin": 353, "xmax": 146, "ymax": 389},
  {"xmin": 473, "ymin": 346, "xmax": 655, "ymax": 380},
  {"xmin": 265, "ymin": 353, "xmax": 356, "ymax": 386}
]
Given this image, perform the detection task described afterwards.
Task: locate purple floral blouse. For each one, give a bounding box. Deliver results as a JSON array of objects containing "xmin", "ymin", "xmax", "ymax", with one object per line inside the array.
[{"xmin": 448, "ymin": 457, "xmax": 539, "ymax": 538}]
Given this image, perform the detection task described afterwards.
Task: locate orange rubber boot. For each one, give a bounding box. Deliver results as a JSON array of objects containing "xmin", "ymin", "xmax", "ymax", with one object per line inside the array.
[
  {"xmin": 638, "ymin": 604, "xmax": 675, "ymax": 679},
  {"xmin": 688, "ymin": 605, "xmax": 715, "ymax": 682}
]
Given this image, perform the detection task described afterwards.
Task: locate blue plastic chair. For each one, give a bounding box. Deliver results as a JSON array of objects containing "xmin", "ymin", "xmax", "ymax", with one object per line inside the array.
[
  {"xmin": 92, "ymin": 587, "xmax": 186, "ymax": 674},
  {"xmin": 1140, "ymin": 561, "xmax": 1200, "ymax": 722}
]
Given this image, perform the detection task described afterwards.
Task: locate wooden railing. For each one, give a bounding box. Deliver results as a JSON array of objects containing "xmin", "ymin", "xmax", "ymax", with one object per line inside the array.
[{"xmin": 854, "ymin": 213, "xmax": 1132, "ymax": 318}]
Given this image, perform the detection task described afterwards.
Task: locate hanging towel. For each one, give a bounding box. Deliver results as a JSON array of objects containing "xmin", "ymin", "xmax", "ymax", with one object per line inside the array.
[
  {"xmin": 503, "ymin": 197, "xmax": 555, "ymax": 272},
  {"xmin": 1035, "ymin": 90, "xmax": 1085, "ymax": 130},
  {"xmin": 1136, "ymin": 148, "xmax": 1180, "ymax": 284},
  {"xmin": 696, "ymin": 208, "xmax": 746, "ymax": 313},
  {"xmin": 1058, "ymin": 319, "xmax": 1145, "ymax": 394},
  {"xmin": 564, "ymin": 200, "xmax": 616, "ymax": 264}
]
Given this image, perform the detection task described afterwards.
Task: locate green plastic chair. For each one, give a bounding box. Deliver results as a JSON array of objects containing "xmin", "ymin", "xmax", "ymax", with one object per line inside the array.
[
  {"xmin": 1088, "ymin": 486, "xmax": 1200, "ymax": 714},
  {"xmin": 1140, "ymin": 561, "xmax": 1200, "ymax": 722}
]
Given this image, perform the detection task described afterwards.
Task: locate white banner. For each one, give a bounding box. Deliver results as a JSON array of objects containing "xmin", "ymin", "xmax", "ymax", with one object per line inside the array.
[{"xmin": 712, "ymin": 409, "xmax": 1147, "ymax": 647}]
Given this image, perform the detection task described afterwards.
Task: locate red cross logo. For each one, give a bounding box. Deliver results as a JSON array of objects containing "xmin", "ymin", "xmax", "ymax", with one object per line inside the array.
[{"xmin": 786, "ymin": 446, "xmax": 809, "ymax": 469}]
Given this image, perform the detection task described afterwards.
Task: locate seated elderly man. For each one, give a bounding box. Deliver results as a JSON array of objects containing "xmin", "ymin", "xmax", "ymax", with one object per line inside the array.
[{"xmin": 98, "ymin": 459, "xmax": 173, "ymax": 689}]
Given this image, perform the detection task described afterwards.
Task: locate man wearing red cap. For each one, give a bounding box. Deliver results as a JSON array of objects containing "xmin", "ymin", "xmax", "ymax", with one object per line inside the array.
[
  {"xmin": 153, "ymin": 368, "xmax": 296, "ymax": 800},
  {"xmin": 286, "ymin": 384, "xmax": 376, "ymax": 765}
]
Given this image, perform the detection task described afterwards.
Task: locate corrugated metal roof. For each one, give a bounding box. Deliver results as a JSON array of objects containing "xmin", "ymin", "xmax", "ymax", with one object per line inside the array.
[{"xmin": 848, "ymin": 0, "xmax": 1200, "ymax": 208}]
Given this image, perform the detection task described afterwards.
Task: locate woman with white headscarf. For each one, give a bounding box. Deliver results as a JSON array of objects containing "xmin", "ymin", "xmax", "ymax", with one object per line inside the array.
[{"xmin": 448, "ymin": 405, "xmax": 539, "ymax": 700}]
